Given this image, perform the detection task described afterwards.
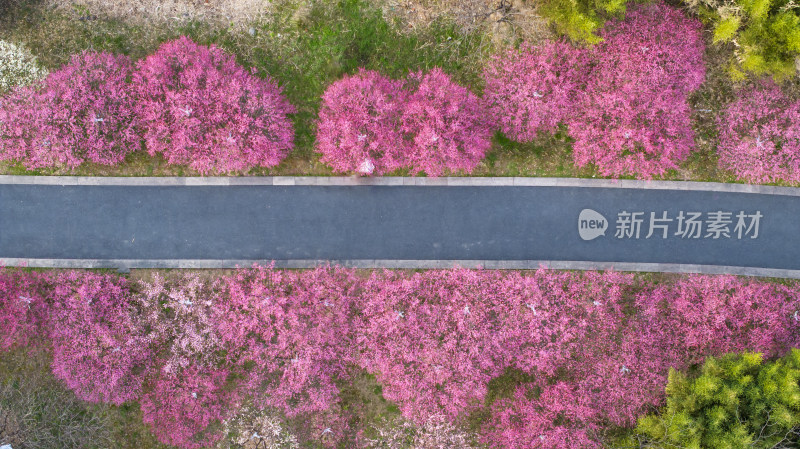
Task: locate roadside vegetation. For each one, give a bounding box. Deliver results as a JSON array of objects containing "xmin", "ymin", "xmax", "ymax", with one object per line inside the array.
[
  {"xmin": 1, "ymin": 266, "xmax": 799, "ymax": 448},
  {"xmin": 0, "ymin": 0, "xmax": 798, "ymax": 183},
  {"xmin": 1, "ymin": 1, "xmax": 800, "ymax": 446}
]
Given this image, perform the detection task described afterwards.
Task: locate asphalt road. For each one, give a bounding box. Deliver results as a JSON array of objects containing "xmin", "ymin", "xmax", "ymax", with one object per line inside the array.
[{"xmin": 1, "ymin": 182, "xmax": 799, "ymax": 275}]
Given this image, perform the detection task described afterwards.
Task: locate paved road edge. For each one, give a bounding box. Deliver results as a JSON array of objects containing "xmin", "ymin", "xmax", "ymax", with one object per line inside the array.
[
  {"xmin": 1, "ymin": 175, "xmax": 800, "ymax": 196},
  {"xmin": 1, "ymin": 258, "xmax": 799, "ymax": 279}
]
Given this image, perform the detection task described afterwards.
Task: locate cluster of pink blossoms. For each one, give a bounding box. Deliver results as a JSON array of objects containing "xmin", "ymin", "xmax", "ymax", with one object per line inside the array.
[
  {"xmin": 0, "ymin": 37, "xmax": 296, "ymax": 174},
  {"xmin": 316, "ymin": 68, "xmax": 408, "ymax": 175},
  {"xmin": 0, "ymin": 51, "xmax": 139, "ymax": 169},
  {"xmin": 483, "ymin": 0, "xmax": 706, "ymax": 179},
  {"xmin": 134, "ymin": 36, "xmax": 296, "ymax": 174},
  {"xmin": 1, "ymin": 266, "xmax": 798, "ymax": 449},
  {"xmin": 317, "ymin": 67, "xmax": 495, "ymax": 176},
  {"xmin": 0, "ymin": 268, "xmax": 49, "ymax": 351},
  {"xmin": 483, "ymin": 40, "xmax": 588, "ymax": 142},
  {"xmin": 49, "ymin": 272, "xmax": 155, "ymax": 406},
  {"xmin": 213, "ymin": 266, "xmax": 360, "ymax": 417},
  {"xmin": 141, "ymin": 366, "xmax": 239, "ymax": 449},
  {"xmin": 717, "ymin": 79, "xmax": 800, "ymax": 184}
]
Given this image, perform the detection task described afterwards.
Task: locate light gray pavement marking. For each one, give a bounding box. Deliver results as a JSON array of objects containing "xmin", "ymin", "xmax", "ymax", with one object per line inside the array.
[{"xmin": 1, "ymin": 176, "xmax": 799, "ymax": 278}]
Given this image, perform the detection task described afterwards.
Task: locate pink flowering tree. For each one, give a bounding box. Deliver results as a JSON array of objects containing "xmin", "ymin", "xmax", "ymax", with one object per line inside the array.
[
  {"xmin": 136, "ymin": 272, "xmax": 225, "ymax": 375},
  {"xmin": 213, "ymin": 265, "xmax": 360, "ymax": 416},
  {"xmin": 0, "ymin": 268, "xmax": 50, "ymax": 351},
  {"xmin": 48, "ymin": 272, "xmax": 155, "ymax": 405},
  {"xmin": 636, "ymin": 275, "xmax": 800, "ymax": 364},
  {"xmin": 0, "ymin": 85, "xmax": 34, "ymax": 165},
  {"xmin": 133, "ymin": 36, "xmax": 296, "ymax": 174},
  {"xmin": 482, "ymin": 40, "xmax": 588, "ymax": 142},
  {"xmin": 480, "ymin": 270, "xmax": 640, "ymax": 448},
  {"xmin": 135, "ymin": 272, "xmax": 249, "ymax": 448},
  {"xmin": 357, "ymin": 269, "xmax": 517, "ymax": 422},
  {"xmin": 487, "ymin": 382, "xmax": 602, "ymax": 449},
  {"xmin": 141, "ymin": 365, "xmax": 240, "ymax": 449},
  {"xmin": 0, "ymin": 51, "xmax": 139, "ymax": 169},
  {"xmin": 399, "ymin": 68, "xmax": 497, "ymax": 176},
  {"xmin": 316, "ymin": 69, "xmax": 407, "ymax": 175},
  {"xmin": 503, "ymin": 270, "xmax": 633, "ymax": 378},
  {"xmin": 567, "ymin": 1, "xmax": 706, "ymax": 178},
  {"xmin": 717, "ymin": 79, "xmax": 800, "ymax": 184},
  {"xmin": 356, "ymin": 269, "xmax": 633, "ymax": 423}
]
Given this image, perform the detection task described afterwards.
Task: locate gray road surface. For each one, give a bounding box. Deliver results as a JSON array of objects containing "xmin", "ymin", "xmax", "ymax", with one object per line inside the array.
[{"xmin": 1, "ymin": 177, "xmax": 798, "ymax": 277}]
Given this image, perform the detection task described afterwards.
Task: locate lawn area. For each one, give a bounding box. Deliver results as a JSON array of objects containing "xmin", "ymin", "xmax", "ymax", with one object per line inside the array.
[{"xmin": 1, "ymin": 0, "xmax": 795, "ymax": 184}]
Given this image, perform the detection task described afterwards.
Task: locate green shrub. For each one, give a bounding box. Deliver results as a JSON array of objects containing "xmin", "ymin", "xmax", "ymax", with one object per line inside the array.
[
  {"xmin": 540, "ymin": 0, "xmax": 799, "ymax": 81},
  {"xmin": 633, "ymin": 350, "xmax": 800, "ymax": 448},
  {"xmin": 536, "ymin": 0, "xmax": 633, "ymax": 43},
  {"xmin": 685, "ymin": 0, "xmax": 800, "ymax": 80}
]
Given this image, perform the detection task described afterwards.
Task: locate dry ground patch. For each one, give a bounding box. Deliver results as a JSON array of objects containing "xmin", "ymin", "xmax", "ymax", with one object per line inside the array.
[{"xmin": 45, "ymin": 0, "xmax": 273, "ymax": 28}]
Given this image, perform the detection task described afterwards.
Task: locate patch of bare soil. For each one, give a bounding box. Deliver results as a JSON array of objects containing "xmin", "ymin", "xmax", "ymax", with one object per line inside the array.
[
  {"xmin": 380, "ymin": 0, "xmax": 553, "ymax": 46},
  {"xmin": 44, "ymin": 0, "xmax": 273, "ymax": 27},
  {"xmin": 0, "ymin": 405, "xmax": 23, "ymax": 448}
]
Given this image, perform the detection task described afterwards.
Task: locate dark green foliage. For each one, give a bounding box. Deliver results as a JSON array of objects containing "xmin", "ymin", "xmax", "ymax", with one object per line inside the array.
[{"xmin": 633, "ymin": 350, "xmax": 800, "ymax": 448}]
